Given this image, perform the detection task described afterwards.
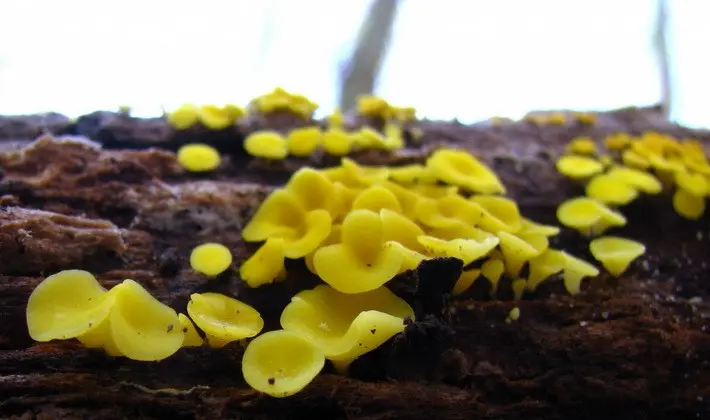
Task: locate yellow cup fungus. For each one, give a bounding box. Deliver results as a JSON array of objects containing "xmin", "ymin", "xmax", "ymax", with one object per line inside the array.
[
  {"xmin": 190, "ymin": 242, "xmax": 233, "ymax": 277},
  {"xmin": 589, "ymin": 236, "xmax": 646, "ymax": 277},
  {"xmin": 605, "ymin": 167, "xmax": 662, "ymax": 194},
  {"xmin": 187, "ymin": 293, "xmax": 264, "ymax": 346},
  {"xmin": 526, "ymin": 249, "xmax": 566, "ymax": 291},
  {"xmin": 427, "ymin": 149, "xmax": 506, "ymax": 194},
  {"xmin": 673, "ymin": 188, "xmax": 705, "ymax": 220},
  {"xmin": 280, "ymin": 285, "xmax": 414, "ymax": 362},
  {"xmin": 497, "ymin": 231, "xmax": 544, "ymax": 276},
  {"xmin": 239, "ymin": 237, "xmax": 286, "ymax": 287},
  {"xmin": 284, "ymin": 168, "xmax": 340, "ymax": 216},
  {"xmin": 352, "ymin": 185, "xmax": 403, "ymax": 214},
  {"xmin": 356, "ymin": 95, "xmax": 391, "ymax": 119},
  {"xmin": 566, "ymin": 136, "xmax": 598, "ymax": 155},
  {"xmin": 327, "ymin": 108, "xmax": 344, "ymax": 129},
  {"xmin": 26, "ymin": 270, "xmax": 117, "ymax": 342},
  {"xmin": 417, "ymin": 235, "xmax": 499, "ymax": 266},
  {"xmin": 519, "ymin": 218, "xmax": 560, "ymax": 237},
  {"xmin": 415, "ymin": 195, "xmax": 481, "ymax": 228},
  {"xmin": 470, "ymin": 195, "xmax": 523, "ymax": 233},
  {"xmin": 557, "ymin": 197, "xmax": 626, "ymax": 236},
  {"xmin": 388, "ymin": 164, "xmax": 437, "ymax": 185},
  {"xmin": 380, "ymin": 208, "xmax": 426, "ymax": 253},
  {"xmin": 322, "ymin": 128, "xmax": 353, "ymax": 156},
  {"xmin": 287, "ymin": 126, "xmax": 322, "ymax": 157},
  {"xmin": 197, "ymin": 104, "xmax": 234, "ymax": 130},
  {"xmin": 252, "ymin": 87, "xmax": 318, "ymax": 118},
  {"xmin": 452, "ymin": 269, "xmax": 482, "ymax": 296},
  {"xmin": 352, "ymin": 127, "xmax": 388, "ymax": 150},
  {"xmin": 242, "ymin": 330, "xmax": 325, "ymax": 398},
  {"xmin": 108, "ymin": 279, "xmax": 185, "ymax": 361},
  {"xmin": 585, "ymin": 174, "xmax": 639, "ymax": 206},
  {"xmin": 604, "ymin": 133, "xmax": 631, "ymax": 151},
  {"xmin": 178, "ymin": 313, "xmax": 204, "ymax": 347},
  {"xmin": 313, "ymin": 210, "xmax": 403, "ymax": 293},
  {"xmin": 675, "ymin": 171, "xmax": 708, "ymax": 197},
  {"xmin": 481, "ymin": 257, "xmax": 506, "ymax": 293},
  {"xmin": 166, "ymin": 103, "xmax": 199, "ymax": 130},
  {"xmin": 76, "ymin": 316, "xmax": 123, "ymax": 357},
  {"xmin": 507, "ymin": 307, "xmax": 521, "ymax": 322},
  {"xmin": 575, "ymin": 112, "xmax": 597, "ymax": 125},
  {"xmin": 561, "ymin": 252, "xmax": 600, "ymax": 295},
  {"xmin": 177, "ymin": 143, "xmax": 221, "ymax": 172},
  {"xmin": 621, "ymin": 149, "xmax": 651, "ymax": 170},
  {"xmin": 556, "ymin": 155, "xmax": 604, "ymax": 179},
  {"xmin": 244, "ymin": 131, "xmax": 289, "ymax": 160}
]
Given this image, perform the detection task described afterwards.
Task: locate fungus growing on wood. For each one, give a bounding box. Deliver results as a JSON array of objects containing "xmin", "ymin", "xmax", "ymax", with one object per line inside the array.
[{"xmin": 589, "ymin": 236, "xmax": 646, "ymax": 277}]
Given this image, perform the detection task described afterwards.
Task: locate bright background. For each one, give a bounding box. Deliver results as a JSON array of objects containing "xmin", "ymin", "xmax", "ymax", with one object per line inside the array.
[{"xmin": 0, "ymin": 0, "xmax": 708, "ymax": 127}]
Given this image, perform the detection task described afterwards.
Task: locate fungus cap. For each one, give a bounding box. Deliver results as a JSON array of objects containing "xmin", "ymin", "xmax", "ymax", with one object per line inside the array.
[
  {"xmin": 286, "ymin": 126, "xmax": 322, "ymax": 157},
  {"xmin": 322, "ymin": 128, "xmax": 353, "ymax": 156},
  {"xmin": 242, "ymin": 189, "xmax": 305, "ymax": 242},
  {"xmin": 427, "ymin": 149, "xmax": 506, "ymax": 194},
  {"xmin": 167, "ymin": 104, "xmax": 199, "ymax": 130},
  {"xmin": 672, "ymin": 189, "xmax": 705, "ymax": 220},
  {"xmin": 284, "ymin": 168, "xmax": 338, "ymax": 214},
  {"xmin": 380, "ymin": 208, "xmax": 426, "ymax": 253},
  {"xmin": 239, "ymin": 237, "xmax": 286, "ymax": 288},
  {"xmin": 177, "ymin": 143, "xmax": 221, "ymax": 172},
  {"xmin": 242, "ymin": 330, "xmax": 325, "ymax": 398},
  {"xmin": 190, "ymin": 243, "xmax": 233, "ymax": 277},
  {"xmin": 470, "ymin": 195, "xmax": 523, "ymax": 233},
  {"xmin": 585, "ymin": 174, "xmax": 639, "ymax": 205},
  {"xmin": 526, "ymin": 249, "xmax": 566, "ymax": 291},
  {"xmin": 109, "ymin": 279, "xmax": 184, "ymax": 361},
  {"xmin": 26, "ymin": 270, "xmax": 116, "ymax": 342},
  {"xmin": 589, "ymin": 236, "xmax": 646, "ymax": 277},
  {"xmin": 606, "ymin": 167, "xmax": 662, "ymax": 194},
  {"xmin": 197, "ymin": 104, "xmax": 233, "ymax": 130},
  {"xmin": 622, "ymin": 149, "xmax": 650, "ymax": 169},
  {"xmin": 675, "ymin": 171, "xmax": 708, "ymax": 197},
  {"xmin": 187, "ymin": 293, "xmax": 264, "ymax": 343},
  {"xmin": 417, "ymin": 235, "xmax": 499, "ymax": 266},
  {"xmin": 76, "ymin": 316, "xmax": 123, "ymax": 357},
  {"xmin": 519, "ymin": 218, "xmax": 560, "ymax": 237},
  {"xmin": 178, "ymin": 313, "xmax": 204, "ymax": 347},
  {"xmin": 566, "ymin": 137, "xmax": 598, "ymax": 155},
  {"xmin": 497, "ymin": 231, "xmax": 544, "ymax": 276},
  {"xmin": 557, "ymin": 197, "xmax": 626, "ymax": 236},
  {"xmin": 555, "ymin": 155, "xmax": 603, "ymax": 179},
  {"xmin": 244, "ymin": 131, "xmax": 289, "ymax": 160},
  {"xmin": 452, "ymin": 269, "xmax": 482, "ymax": 296},
  {"xmin": 561, "ymin": 253, "xmax": 599, "ymax": 295},
  {"xmin": 481, "ymin": 258, "xmax": 505, "ymax": 293},
  {"xmin": 352, "ymin": 185, "xmax": 403, "ymax": 214}
]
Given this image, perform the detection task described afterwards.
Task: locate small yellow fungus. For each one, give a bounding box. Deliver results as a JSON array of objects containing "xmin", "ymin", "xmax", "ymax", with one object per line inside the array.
[
  {"xmin": 673, "ymin": 189, "xmax": 706, "ymax": 220},
  {"xmin": 77, "ymin": 316, "xmax": 123, "ymax": 357},
  {"xmin": 26, "ymin": 270, "xmax": 116, "ymax": 342},
  {"xmin": 556, "ymin": 197, "xmax": 626, "ymax": 236},
  {"xmin": 380, "ymin": 209, "xmax": 426, "ymax": 253},
  {"xmin": 388, "ymin": 241, "xmax": 428, "ymax": 273},
  {"xmin": 178, "ymin": 313, "xmax": 203, "ymax": 347},
  {"xmin": 512, "ymin": 279, "xmax": 527, "ymax": 300},
  {"xmin": 585, "ymin": 174, "xmax": 639, "ymax": 206},
  {"xmin": 589, "ymin": 236, "xmax": 646, "ymax": 277},
  {"xmin": 417, "ymin": 235, "xmax": 499, "ymax": 266},
  {"xmin": 352, "ymin": 185, "xmax": 403, "ymax": 214},
  {"xmin": 606, "ymin": 167, "xmax": 662, "ymax": 194},
  {"xmin": 166, "ymin": 103, "xmax": 199, "ymax": 130},
  {"xmin": 379, "ymin": 180, "xmax": 420, "ymax": 218},
  {"xmin": 305, "ymin": 225, "xmax": 342, "ymax": 275},
  {"xmin": 389, "ymin": 164, "xmax": 437, "ymax": 184},
  {"xmin": 327, "ymin": 108, "xmax": 345, "ymax": 129},
  {"xmin": 561, "ymin": 252, "xmax": 599, "ymax": 295},
  {"xmin": 109, "ymin": 279, "xmax": 184, "ymax": 361},
  {"xmin": 415, "ymin": 195, "xmax": 481, "ymax": 228},
  {"xmin": 675, "ymin": 171, "xmax": 708, "ymax": 197},
  {"xmin": 242, "ymin": 330, "xmax": 325, "ymax": 398},
  {"xmin": 288, "ymin": 94, "xmax": 318, "ymax": 118},
  {"xmin": 313, "ymin": 210, "xmax": 403, "ymax": 293},
  {"xmin": 547, "ymin": 112, "xmax": 566, "ymax": 125},
  {"xmin": 519, "ymin": 218, "xmax": 560, "ymax": 237},
  {"xmin": 497, "ymin": 231, "xmax": 543, "ymax": 276},
  {"xmin": 322, "ymin": 128, "xmax": 353, "ymax": 156},
  {"xmin": 224, "ymin": 104, "xmax": 246, "ymax": 120},
  {"xmin": 285, "ymin": 168, "xmax": 338, "ymax": 213},
  {"xmin": 353, "ymin": 127, "xmax": 388, "ymax": 150},
  {"xmin": 526, "ymin": 249, "xmax": 566, "ymax": 291},
  {"xmin": 187, "ymin": 293, "xmax": 264, "ymax": 345},
  {"xmin": 198, "ymin": 104, "xmax": 234, "ymax": 130},
  {"xmin": 427, "ymin": 149, "xmax": 506, "ymax": 194},
  {"xmin": 411, "ymin": 184, "xmax": 459, "ymax": 199},
  {"xmin": 340, "ymin": 158, "xmax": 390, "ymax": 186},
  {"xmin": 428, "ymin": 222, "xmax": 494, "ymax": 242},
  {"xmin": 239, "ymin": 237, "xmax": 286, "ymax": 287},
  {"xmin": 392, "ymin": 106, "xmax": 416, "ymax": 122},
  {"xmin": 357, "ymin": 95, "xmax": 391, "ymax": 119},
  {"xmin": 280, "ymin": 285, "xmax": 414, "ymax": 362},
  {"xmin": 382, "ymin": 122, "xmax": 405, "ymax": 150},
  {"xmin": 409, "ymin": 127, "xmax": 424, "ymax": 143},
  {"xmin": 575, "ymin": 112, "xmax": 597, "ymax": 125},
  {"xmin": 452, "ymin": 269, "xmax": 481, "ymax": 296},
  {"xmin": 566, "ymin": 137, "xmax": 597, "ymax": 155},
  {"xmin": 622, "ymin": 149, "xmax": 651, "ymax": 169},
  {"xmin": 470, "ymin": 195, "xmax": 523, "ymax": 233},
  {"xmin": 286, "ymin": 126, "xmax": 322, "ymax": 157},
  {"xmin": 190, "ymin": 242, "xmax": 233, "ymax": 277},
  {"xmin": 555, "ymin": 155, "xmax": 604, "ymax": 179},
  {"xmin": 481, "ymin": 258, "xmax": 505, "ymax": 293},
  {"xmin": 177, "ymin": 143, "xmax": 221, "ymax": 172},
  {"xmin": 507, "ymin": 307, "xmax": 521, "ymax": 322},
  {"xmin": 244, "ymin": 131, "xmax": 289, "ymax": 160},
  {"xmin": 604, "ymin": 133, "xmax": 631, "ymax": 151}
]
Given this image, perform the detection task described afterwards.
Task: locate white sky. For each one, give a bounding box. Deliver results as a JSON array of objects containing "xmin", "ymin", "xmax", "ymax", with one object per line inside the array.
[{"xmin": 0, "ymin": 0, "xmax": 707, "ymax": 127}]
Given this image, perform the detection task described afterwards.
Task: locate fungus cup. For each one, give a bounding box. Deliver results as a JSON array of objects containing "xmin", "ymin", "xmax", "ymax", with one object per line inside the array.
[
  {"xmin": 313, "ymin": 210, "xmax": 403, "ymax": 293},
  {"xmin": 108, "ymin": 279, "xmax": 184, "ymax": 361},
  {"xmin": 417, "ymin": 235, "xmax": 499, "ymax": 266},
  {"xmin": 352, "ymin": 185, "xmax": 402, "ymax": 214},
  {"xmin": 585, "ymin": 174, "xmax": 639, "ymax": 205},
  {"xmin": 481, "ymin": 258, "xmax": 505, "ymax": 292},
  {"xmin": 673, "ymin": 189, "xmax": 706, "ymax": 219},
  {"xmin": 589, "ymin": 236, "xmax": 646, "ymax": 277},
  {"xmin": 26, "ymin": 270, "xmax": 117, "ymax": 342},
  {"xmin": 284, "ymin": 168, "xmax": 339, "ymax": 215},
  {"xmin": 606, "ymin": 167, "xmax": 662, "ymax": 194},
  {"xmin": 452, "ymin": 269, "xmax": 482, "ymax": 296},
  {"xmin": 497, "ymin": 231, "xmax": 543, "ymax": 276},
  {"xmin": 526, "ymin": 249, "xmax": 567, "ymax": 291},
  {"xmin": 356, "ymin": 95, "xmax": 391, "ymax": 119},
  {"xmin": 556, "ymin": 155, "xmax": 604, "ymax": 179},
  {"xmin": 566, "ymin": 137, "xmax": 597, "ymax": 155},
  {"xmin": 280, "ymin": 284, "xmax": 414, "ymax": 362},
  {"xmin": 561, "ymin": 252, "xmax": 600, "ymax": 295},
  {"xmin": 415, "ymin": 195, "xmax": 481, "ymax": 228},
  {"xmin": 287, "ymin": 126, "xmax": 322, "ymax": 157},
  {"xmin": 166, "ymin": 104, "xmax": 199, "ymax": 130},
  {"xmin": 427, "ymin": 149, "xmax": 506, "ymax": 194},
  {"xmin": 76, "ymin": 316, "xmax": 123, "ymax": 357},
  {"xmin": 470, "ymin": 195, "xmax": 523, "ymax": 233},
  {"xmin": 239, "ymin": 237, "xmax": 286, "ymax": 287},
  {"xmin": 198, "ymin": 104, "xmax": 234, "ymax": 130},
  {"xmin": 322, "ymin": 128, "xmax": 353, "ymax": 156},
  {"xmin": 675, "ymin": 171, "xmax": 708, "ymax": 197},
  {"xmin": 388, "ymin": 164, "xmax": 436, "ymax": 184},
  {"xmin": 557, "ymin": 197, "xmax": 626, "ymax": 236},
  {"xmin": 187, "ymin": 293, "xmax": 264, "ymax": 346},
  {"xmin": 244, "ymin": 131, "xmax": 289, "ymax": 160},
  {"xmin": 178, "ymin": 313, "xmax": 204, "ymax": 347},
  {"xmin": 242, "ymin": 330, "xmax": 325, "ymax": 398},
  {"xmin": 190, "ymin": 242, "xmax": 233, "ymax": 277},
  {"xmin": 177, "ymin": 143, "xmax": 221, "ymax": 172}
]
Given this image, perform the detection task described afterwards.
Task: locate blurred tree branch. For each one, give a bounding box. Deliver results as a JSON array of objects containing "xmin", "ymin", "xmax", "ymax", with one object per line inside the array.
[
  {"xmin": 654, "ymin": 0, "xmax": 671, "ymax": 118},
  {"xmin": 338, "ymin": 0, "xmax": 400, "ymax": 112}
]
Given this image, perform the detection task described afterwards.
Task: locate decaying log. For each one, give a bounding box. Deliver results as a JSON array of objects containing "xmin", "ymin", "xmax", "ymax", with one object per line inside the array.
[{"xmin": 0, "ymin": 107, "xmax": 709, "ymax": 419}]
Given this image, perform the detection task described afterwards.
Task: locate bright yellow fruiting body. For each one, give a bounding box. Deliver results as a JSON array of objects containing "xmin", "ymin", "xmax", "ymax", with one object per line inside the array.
[
  {"xmin": 224, "ymin": 104, "xmax": 246, "ymax": 120},
  {"xmin": 177, "ymin": 143, "xmax": 222, "ymax": 172},
  {"xmin": 675, "ymin": 171, "xmax": 708, "ymax": 197},
  {"xmin": 589, "ymin": 236, "xmax": 646, "ymax": 277},
  {"xmin": 287, "ymin": 126, "xmax": 322, "ymax": 157},
  {"xmin": 77, "ymin": 316, "xmax": 123, "ymax": 357},
  {"xmin": 575, "ymin": 112, "xmax": 597, "ymax": 125},
  {"xmin": 547, "ymin": 112, "xmax": 566, "ymax": 125},
  {"xmin": 507, "ymin": 307, "xmax": 521, "ymax": 322},
  {"xmin": 561, "ymin": 252, "xmax": 600, "ymax": 295},
  {"xmin": 556, "ymin": 155, "xmax": 604, "ymax": 179},
  {"xmin": 244, "ymin": 131, "xmax": 289, "ymax": 160},
  {"xmin": 470, "ymin": 195, "xmax": 523, "ymax": 233},
  {"xmin": 556, "ymin": 197, "xmax": 626, "ymax": 236},
  {"xmin": 280, "ymin": 285, "xmax": 414, "ymax": 362},
  {"xmin": 527, "ymin": 249, "xmax": 566, "ymax": 291},
  {"xmin": 357, "ymin": 95, "xmax": 391, "ymax": 119},
  {"xmin": 621, "ymin": 149, "xmax": 651, "ymax": 169},
  {"xmin": 427, "ymin": 149, "xmax": 506, "ymax": 194},
  {"xmin": 186, "ymin": 293, "xmax": 263, "ymax": 345},
  {"xmin": 108, "ymin": 279, "xmax": 184, "ymax": 361},
  {"xmin": 604, "ymin": 133, "xmax": 631, "ymax": 151},
  {"xmin": 520, "ymin": 218, "xmax": 560, "ymax": 237},
  {"xmin": 239, "ymin": 237, "xmax": 287, "ymax": 287},
  {"xmin": 353, "ymin": 127, "xmax": 388, "ymax": 150},
  {"xmin": 497, "ymin": 231, "xmax": 543, "ymax": 276},
  {"xmin": 190, "ymin": 243, "xmax": 233, "ymax": 277},
  {"xmin": 566, "ymin": 137, "xmax": 597, "ymax": 155},
  {"xmin": 242, "ymin": 330, "xmax": 325, "ymax": 398},
  {"xmin": 26, "ymin": 270, "xmax": 116, "ymax": 342},
  {"xmin": 673, "ymin": 189, "xmax": 705, "ymax": 219},
  {"xmin": 452, "ymin": 269, "xmax": 482, "ymax": 296},
  {"xmin": 585, "ymin": 174, "xmax": 639, "ymax": 205},
  {"xmin": 352, "ymin": 185, "xmax": 402, "ymax": 214},
  {"xmin": 417, "ymin": 235, "xmax": 499, "ymax": 266},
  {"xmin": 313, "ymin": 210, "xmax": 403, "ymax": 293},
  {"xmin": 388, "ymin": 164, "xmax": 435, "ymax": 184},
  {"xmin": 606, "ymin": 167, "xmax": 662, "ymax": 194},
  {"xmin": 322, "ymin": 128, "xmax": 354, "ymax": 156},
  {"xmin": 178, "ymin": 313, "xmax": 204, "ymax": 347},
  {"xmin": 198, "ymin": 104, "xmax": 234, "ymax": 130},
  {"xmin": 481, "ymin": 258, "xmax": 505, "ymax": 292},
  {"xmin": 167, "ymin": 103, "xmax": 199, "ymax": 130},
  {"xmin": 252, "ymin": 87, "xmax": 317, "ymax": 118}
]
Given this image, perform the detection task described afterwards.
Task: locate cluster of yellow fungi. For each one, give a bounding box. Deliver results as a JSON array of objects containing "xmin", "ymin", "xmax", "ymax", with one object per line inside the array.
[
  {"xmin": 523, "ymin": 111, "xmax": 597, "ymax": 126},
  {"xmin": 167, "ymin": 103, "xmax": 246, "ymax": 131},
  {"xmin": 556, "ymin": 132, "xmax": 710, "ymax": 221}
]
